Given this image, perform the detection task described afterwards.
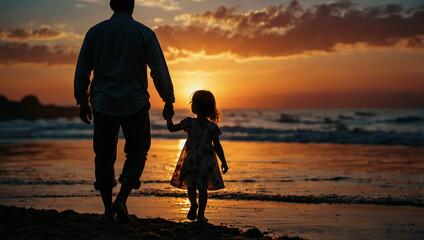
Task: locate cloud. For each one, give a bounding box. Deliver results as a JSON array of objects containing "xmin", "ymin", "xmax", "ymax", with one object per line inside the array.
[
  {"xmin": 154, "ymin": 18, "xmax": 164, "ymax": 23},
  {"xmin": 75, "ymin": 0, "xmax": 181, "ymax": 10},
  {"xmin": 136, "ymin": 0, "xmax": 181, "ymax": 11},
  {"xmin": 75, "ymin": 0, "xmax": 104, "ymax": 8},
  {"xmin": 54, "ymin": 24, "xmax": 85, "ymax": 41},
  {"xmin": 0, "ymin": 27, "xmax": 65, "ymax": 41},
  {"xmin": 81, "ymin": 0, "xmax": 101, "ymax": 2},
  {"xmin": 0, "ymin": 42, "xmax": 77, "ymax": 66},
  {"xmin": 155, "ymin": 0, "xmax": 424, "ymax": 59},
  {"xmin": 3, "ymin": 0, "xmax": 423, "ymax": 66}
]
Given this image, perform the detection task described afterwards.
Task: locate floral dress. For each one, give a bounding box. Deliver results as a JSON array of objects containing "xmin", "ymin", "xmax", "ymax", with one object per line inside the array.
[{"xmin": 170, "ymin": 117, "xmax": 225, "ymax": 190}]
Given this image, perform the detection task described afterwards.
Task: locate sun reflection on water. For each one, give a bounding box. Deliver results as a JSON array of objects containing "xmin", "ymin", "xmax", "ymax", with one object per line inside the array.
[
  {"xmin": 178, "ymin": 139, "xmax": 186, "ymax": 150},
  {"xmin": 173, "ymin": 197, "xmax": 191, "ymax": 213}
]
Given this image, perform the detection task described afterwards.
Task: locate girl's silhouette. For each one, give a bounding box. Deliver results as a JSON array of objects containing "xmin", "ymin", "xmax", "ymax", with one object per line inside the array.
[{"xmin": 164, "ymin": 90, "xmax": 228, "ymax": 222}]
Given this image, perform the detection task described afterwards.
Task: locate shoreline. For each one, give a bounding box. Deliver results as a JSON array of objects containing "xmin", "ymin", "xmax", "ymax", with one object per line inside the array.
[{"xmin": 2, "ymin": 191, "xmax": 422, "ymax": 208}]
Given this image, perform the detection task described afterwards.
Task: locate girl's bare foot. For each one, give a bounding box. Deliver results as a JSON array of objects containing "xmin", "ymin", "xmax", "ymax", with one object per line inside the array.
[
  {"xmin": 187, "ymin": 204, "xmax": 198, "ymax": 221},
  {"xmin": 197, "ymin": 214, "xmax": 208, "ymax": 223}
]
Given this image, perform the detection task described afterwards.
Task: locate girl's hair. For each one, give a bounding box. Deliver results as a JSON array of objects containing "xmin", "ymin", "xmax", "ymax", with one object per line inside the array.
[{"xmin": 191, "ymin": 90, "xmax": 221, "ymax": 123}]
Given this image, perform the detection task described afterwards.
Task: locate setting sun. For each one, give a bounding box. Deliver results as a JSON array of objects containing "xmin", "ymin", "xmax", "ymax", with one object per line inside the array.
[{"xmin": 185, "ymin": 84, "xmax": 203, "ymax": 99}]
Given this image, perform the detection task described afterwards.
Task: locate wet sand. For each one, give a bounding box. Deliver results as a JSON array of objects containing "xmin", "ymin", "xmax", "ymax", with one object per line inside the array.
[
  {"xmin": 0, "ymin": 205, "xmax": 288, "ymax": 240},
  {"xmin": 1, "ymin": 196, "xmax": 423, "ymax": 240},
  {"xmin": 1, "ymin": 139, "xmax": 423, "ymax": 239}
]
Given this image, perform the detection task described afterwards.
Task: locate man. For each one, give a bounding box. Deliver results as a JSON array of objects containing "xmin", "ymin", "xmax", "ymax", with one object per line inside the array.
[{"xmin": 74, "ymin": 0, "xmax": 174, "ymax": 222}]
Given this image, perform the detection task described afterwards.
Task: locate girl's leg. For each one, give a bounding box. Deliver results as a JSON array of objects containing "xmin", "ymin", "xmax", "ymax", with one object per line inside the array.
[
  {"xmin": 187, "ymin": 187, "xmax": 198, "ymax": 220},
  {"xmin": 198, "ymin": 190, "xmax": 208, "ymax": 222}
]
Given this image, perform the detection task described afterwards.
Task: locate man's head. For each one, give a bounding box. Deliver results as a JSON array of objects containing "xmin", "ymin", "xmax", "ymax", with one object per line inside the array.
[{"xmin": 110, "ymin": 0, "xmax": 134, "ymax": 14}]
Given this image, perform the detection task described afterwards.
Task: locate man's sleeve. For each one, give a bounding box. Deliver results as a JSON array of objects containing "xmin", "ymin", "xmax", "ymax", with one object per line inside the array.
[
  {"xmin": 145, "ymin": 32, "xmax": 175, "ymax": 103},
  {"xmin": 74, "ymin": 30, "xmax": 94, "ymax": 105}
]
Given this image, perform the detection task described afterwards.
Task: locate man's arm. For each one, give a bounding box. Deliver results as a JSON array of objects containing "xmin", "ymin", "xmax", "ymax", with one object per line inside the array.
[
  {"xmin": 74, "ymin": 31, "xmax": 94, "ymax": 124},
  {"xmin": 144, "ymin": 32, "xmax": 175, "ymax": 117}
]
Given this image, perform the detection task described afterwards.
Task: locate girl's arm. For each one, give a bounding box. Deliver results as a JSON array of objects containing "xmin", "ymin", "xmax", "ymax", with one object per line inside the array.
[
  {"xmin": 212, "ymin": 137, "xmax": 228, "ymax": 174},
  {"xmin": 166, "ymin": 117, "xmax": 182, "ymax": 132}
]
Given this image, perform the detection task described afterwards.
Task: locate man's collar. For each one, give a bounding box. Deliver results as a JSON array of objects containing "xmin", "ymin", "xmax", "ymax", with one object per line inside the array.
[{"xmin": 111, "ymin": 12, "xmax": 133, "ymax": 19}]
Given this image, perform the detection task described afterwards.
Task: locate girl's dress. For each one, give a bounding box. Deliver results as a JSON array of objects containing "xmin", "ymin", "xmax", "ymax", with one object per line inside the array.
[{"xmin": 170, "ymin": 117, "xmax": 225, "ymax": 190}]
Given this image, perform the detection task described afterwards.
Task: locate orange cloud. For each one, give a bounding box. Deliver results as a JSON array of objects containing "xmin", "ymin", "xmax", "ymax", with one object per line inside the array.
[
  {"xmin": 155, "ymin": 0, "xmax": 424, "ymax": 59},
  {"xmin": 0, "ymin": 27, "xmax": 65, "ymax": 41},
  {"xmin": 0, "ymin": 42, "xmax": 77, "ymax": 66},
  {"xmin": 2, "ymin": 1, "xmax": 423, "ymax": 66}
]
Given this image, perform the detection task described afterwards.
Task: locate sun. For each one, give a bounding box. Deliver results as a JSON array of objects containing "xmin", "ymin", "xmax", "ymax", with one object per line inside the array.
[
  {"xmin": 179, "ymin": 81, "xmax": 206, "ymax": 104},
  {"xmin": 187, "ymin": 86, "xmax": 203, "ymax": 97}
]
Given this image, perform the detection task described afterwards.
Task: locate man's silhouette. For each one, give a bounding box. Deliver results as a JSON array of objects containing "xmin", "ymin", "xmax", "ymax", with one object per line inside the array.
[{"xmin": 74, "ymin": 0, "xmax": 174, "ymax": 221}]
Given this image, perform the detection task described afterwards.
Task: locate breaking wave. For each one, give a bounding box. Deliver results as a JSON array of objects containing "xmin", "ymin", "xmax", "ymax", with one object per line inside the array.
[
  {"xmin": 0, "ymin": 109, "xmax": 423, "ymax": 146},
  {"xmin": 1, "ymin": 191, "xmax": 421, "ymax": 208}
]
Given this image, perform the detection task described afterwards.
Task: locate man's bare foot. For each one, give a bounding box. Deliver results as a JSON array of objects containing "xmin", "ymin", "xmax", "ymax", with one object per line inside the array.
[
  {"xmin": 111, "ymin": 201, "xmax": 133, "ymax": 223},
  {"xmin": 97, "ymin": 212, "xmax": 116, "ymax": 222},
  {"xmin": 187, "ymin": 204, "xmax": 198, "ymax": 221},
  {"xmin": 197, "ymin": 214, "xmax": 208, "ymax": 223}
]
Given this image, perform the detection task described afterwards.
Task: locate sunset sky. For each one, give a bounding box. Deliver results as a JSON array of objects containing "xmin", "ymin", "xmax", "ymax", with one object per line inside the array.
[{"xmin": 0, "ymin": 0, "xmax": 423, "ymax": 109}]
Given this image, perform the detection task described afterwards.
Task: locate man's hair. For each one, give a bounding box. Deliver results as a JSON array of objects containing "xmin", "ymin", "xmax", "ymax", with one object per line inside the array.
[{"xmin": 110, "ymin": 0, "xmax": 134, "ymax": 13}]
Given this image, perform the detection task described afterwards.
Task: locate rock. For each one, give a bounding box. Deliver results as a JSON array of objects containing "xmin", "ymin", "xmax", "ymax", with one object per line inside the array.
[{"xmin": 244, "ymin": 228, "xmax": 264, "ymax": 238}]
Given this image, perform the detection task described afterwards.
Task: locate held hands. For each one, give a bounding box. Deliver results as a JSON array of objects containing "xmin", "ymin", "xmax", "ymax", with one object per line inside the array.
[
  {"xmin": 79, "ymin": 104, "xmax": 92, "ymax": 124},
  {"xmin": 221, "ymin": 162, "xmax": 229, "ymax": 174},
  {"xmin": 162, "ymin": 102, "xmax": 174, "ymax": 120}
]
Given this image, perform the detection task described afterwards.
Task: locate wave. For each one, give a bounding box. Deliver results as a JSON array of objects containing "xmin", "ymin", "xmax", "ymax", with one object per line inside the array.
[
  {"xmin": 0, "ymin": 177, "xmax": 350, "ymax": 186},
  {"xmin": 1, "ymin": 109, "xmax": 423, "ymax": 146},
  {"xmin": 134, "ymin": 191, "xmax": 424, "ymax": 207},
  {"xmin": 382, "ymin": 116, "xmax": 424, "ymax": 123},
  {"xmin": 0, "ymin": 179, "xmax": 175, "ymax": 186},
  {"xmin": 2, "ymin": 191, "xmax": 422, "ymax": 208},
  {"xmin": 355, "ymin": 112, "xmax": 376, "ymax": 117},
  {"xmin": 0, "ymin": 179, "xmax": 91, "ymax": 185},
  {"xmin": 218, "ymin": 128, "xmax": 424, "ymax": 146},
  {"xmin": 304, "ymin": 177, "xmax": 349, "ymax": 181},
  {"xmin": 277, "ymin": 113, "xmax": 424, "ymax": 125}
]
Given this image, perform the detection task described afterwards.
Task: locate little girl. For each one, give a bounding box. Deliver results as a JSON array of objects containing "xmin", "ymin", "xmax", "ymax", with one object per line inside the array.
[{"xmin": 164, "ymin": 90, "xmax": 228, "ymax": 222}]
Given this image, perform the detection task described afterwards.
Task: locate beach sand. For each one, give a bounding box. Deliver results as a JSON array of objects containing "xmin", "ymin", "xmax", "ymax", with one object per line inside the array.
[
  {"xmin": 1, "ymin": 196, "xmax": 423, "ymax": 240},
  {"xmin": 0, "ymin": 203, "xmax": 302, "ymax": 240}
]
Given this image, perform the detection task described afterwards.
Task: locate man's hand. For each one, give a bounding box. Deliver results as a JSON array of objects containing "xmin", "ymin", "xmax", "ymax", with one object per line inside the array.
[
  {"xmin": 162, "ymin": 102, "xmax": 174, "ymax": 120},
  {"xmin": 79, "ymin": 104, "xmax": 92, "ymax": 124}
]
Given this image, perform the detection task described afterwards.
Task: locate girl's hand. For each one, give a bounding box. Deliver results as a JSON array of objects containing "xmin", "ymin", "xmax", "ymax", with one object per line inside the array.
[
  {"xmin": 221, "ymin": 163, "xmax": 228, "ymax": 174},
  {"xmin": 163, "ymin": 111, "xmax": 172, "ymax": 120}
]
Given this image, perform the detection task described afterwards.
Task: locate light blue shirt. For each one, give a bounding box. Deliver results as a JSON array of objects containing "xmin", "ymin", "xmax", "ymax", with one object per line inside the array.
[{"xmin": 74, "ymin": 12, "xmax": 174, "ymax": 116}]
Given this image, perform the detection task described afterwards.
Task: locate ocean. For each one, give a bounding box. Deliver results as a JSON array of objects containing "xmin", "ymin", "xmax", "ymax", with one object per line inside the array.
[
  {"xmin": 1, "ymin": 109, "xmax": 423, "ymax": 145},
  {"xmin": 0, "ymin": 109, "xmax": 423, "ymax": 208}
]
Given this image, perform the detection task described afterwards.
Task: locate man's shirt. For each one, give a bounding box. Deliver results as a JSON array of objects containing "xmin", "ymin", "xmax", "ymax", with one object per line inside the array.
[{"xmin": 74, "ymin": 12, "xmax": 174, "ymax": 116}]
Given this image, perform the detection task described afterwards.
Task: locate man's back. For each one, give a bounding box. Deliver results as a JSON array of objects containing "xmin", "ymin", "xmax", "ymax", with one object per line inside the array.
[{"xmin": 74, "ymin": 12, "xmax": 174, "ymax": 116}]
